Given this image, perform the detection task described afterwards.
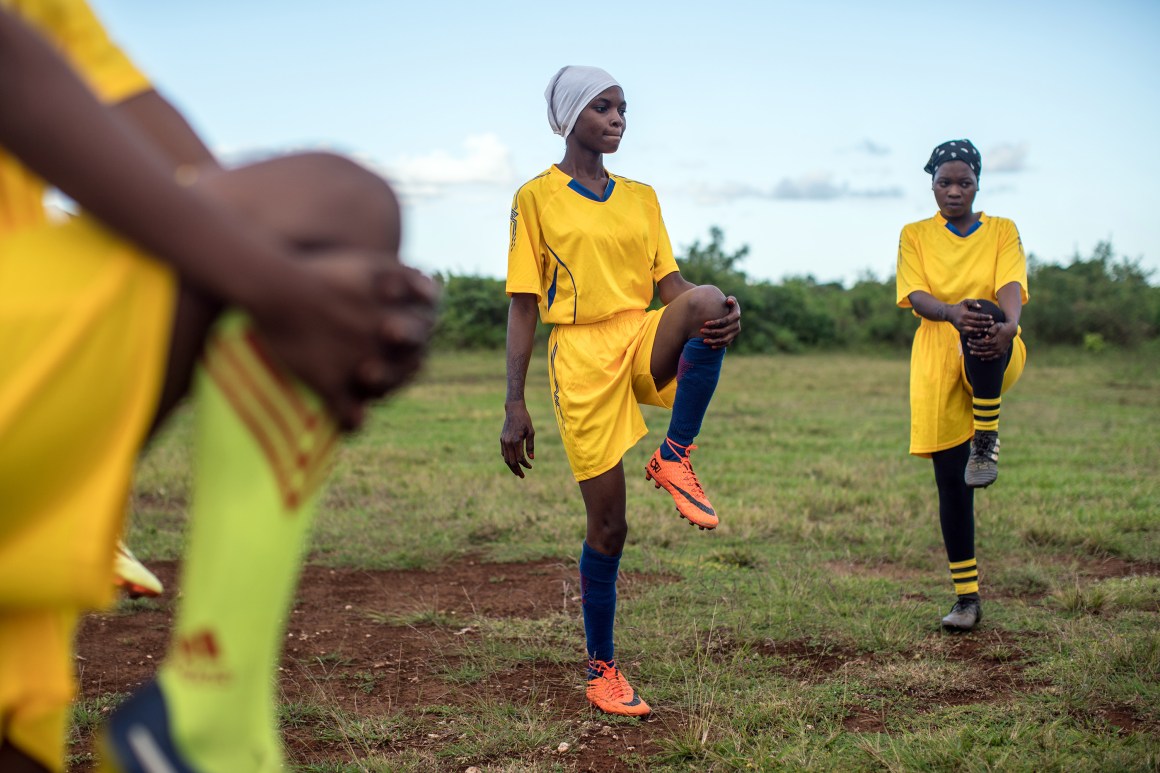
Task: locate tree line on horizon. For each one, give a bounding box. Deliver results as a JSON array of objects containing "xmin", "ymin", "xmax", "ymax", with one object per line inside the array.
[{"xmin": 431, "ymin": 228, "xmax": 1160, "ymax": 353}]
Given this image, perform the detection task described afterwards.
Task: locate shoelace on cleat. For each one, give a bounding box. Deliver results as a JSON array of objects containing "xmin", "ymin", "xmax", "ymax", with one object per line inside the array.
[
  {"xmin": 680, "ymin": 459, "xmax": 706, "ymax": 497},
  {"xmin": 663, "ymin": 441, "xmax": 706, "ymax": 495},
  {"xmin": 972, "ymin": 433, "xmax": 999, "ymax": 461},
  {"xmin": 951, "ymin": 599, "xmax": 978, "ymax": 615},
  {"xmin": 589, "ymin": 661, "xmax": 633, "ymax": 702}
]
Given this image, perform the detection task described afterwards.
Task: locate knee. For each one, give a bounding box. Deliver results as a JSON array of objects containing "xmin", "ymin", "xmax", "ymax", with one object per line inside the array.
[
  {"xmin": 589, "ymin": 520, "xmax": 627, "ymax": 554},
  {"xmin": 284, "ymin": 153, "xmax": 401, "ymax": 251},
  {"xmin": 973, "ymin": 299, "xmax": 1005, "ymax": 322},
  {"xmin": 683, "ymin": 285, "xmax": 728, "ymax": 332},
  {"xmin": 199, "ymin": 152, "xmax": 401, "ymax": 253}
]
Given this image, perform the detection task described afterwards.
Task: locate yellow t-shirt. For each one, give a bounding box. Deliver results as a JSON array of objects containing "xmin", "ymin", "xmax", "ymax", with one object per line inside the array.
[
  {"xmin": 895, "ymin": 212, "xmax": 1030, "ymax": 456},
  {"xmin": 0, "ymin": 0, "xmax": 151, "ymax": 233},
  {"xmin": 506, "ymin": 165, "xmax": 679, "ymax": 325},
  {"xmin": 0, "ymin": 0, "xmax": 173, "ymax": 612},
  {"xmin": 896, "ymin": 212, "xmax": 1029, "ymax": 309}
]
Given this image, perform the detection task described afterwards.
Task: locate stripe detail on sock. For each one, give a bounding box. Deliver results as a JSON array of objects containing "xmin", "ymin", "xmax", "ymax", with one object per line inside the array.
[
  {"xmin": 972, "ymin": 396, "xmax": 1001, "ymax": 432},
  {"xmin": 204, "ymin": 325, "xmax": 336, "ymax": 511},
  {"xmin": 948, "ymin": 558, "xmax": 979, "ymax": 595}
]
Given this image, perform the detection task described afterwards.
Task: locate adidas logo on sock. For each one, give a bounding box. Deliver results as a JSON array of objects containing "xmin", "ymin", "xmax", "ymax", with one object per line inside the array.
[{"xmin": 173, "ymin": 628, "xmax": 233, "ymax": 685}]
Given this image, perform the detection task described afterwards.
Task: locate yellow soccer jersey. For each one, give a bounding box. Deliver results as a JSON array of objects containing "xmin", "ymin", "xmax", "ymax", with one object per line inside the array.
[
  {"xmin": 506, "ymin": 165, "xmax": 679, "ymax": 326},
  {"xmin": 895, "ymin": 212, "xmax": 1030, "ymax": 456},
  {"xmin": 0, "ymin": 0, "xmax": 151, "ymax": 232},
  {"xmin": 896, "ymin": 212, "xmax": 1029, "ymax": 309}
]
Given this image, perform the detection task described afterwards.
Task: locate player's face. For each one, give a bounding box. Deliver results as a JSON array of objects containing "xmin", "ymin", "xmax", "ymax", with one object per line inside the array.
[
  {"xmin": 569, "ymin": 86, "xmax": 626, "ymax": 154},
  {"xmin": 931, "ymin": 160, "xmax": 978, "ymax": 219}
]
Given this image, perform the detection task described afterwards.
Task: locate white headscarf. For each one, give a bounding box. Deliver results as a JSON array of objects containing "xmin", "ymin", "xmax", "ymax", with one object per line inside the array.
[{"xmin": 544, "ymin": 65, "xmax": 621, "ymax": 140}]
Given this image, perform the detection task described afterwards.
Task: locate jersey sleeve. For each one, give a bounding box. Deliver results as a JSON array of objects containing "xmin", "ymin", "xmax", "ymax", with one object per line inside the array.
[
  {"xmin": 505, "ymin": 185, "xmax": 544, "ymax": 299},
  {"xmin": 650, "ymin": 192, "xmax": 679, "ymax": 283},
  {"xmin": 994, "ymin": 219, "xmax": 1030, "ymax": 304},
  {"xmin": 895, "ymin": 224, "xmax": 929, "ymax": 308},
  {"xmin": 56, "ymin": 0, "xmax": 152, "ymax": 105}
]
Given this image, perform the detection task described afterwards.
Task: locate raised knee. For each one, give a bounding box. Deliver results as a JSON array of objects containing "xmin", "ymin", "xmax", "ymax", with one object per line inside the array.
[
  {"xmin": 973, "ymin": 299, "xmax": 1005, "ymax": 322},
  {"xmin": 202, "ymin": 152, "xmax": 400, "ymax": 253},
  {"xmin": 687, "ymin": 285, "xmax": 727, "ymax": 329},
  {"xmin": 292, "ymin": 153, "xmax": 401, "ymax": 250}
]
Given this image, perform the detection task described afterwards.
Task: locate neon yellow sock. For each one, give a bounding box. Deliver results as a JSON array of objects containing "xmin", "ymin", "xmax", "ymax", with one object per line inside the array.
[{"xmin": 157, "ymin": 313, "xmax": 337, "ymax": 772}]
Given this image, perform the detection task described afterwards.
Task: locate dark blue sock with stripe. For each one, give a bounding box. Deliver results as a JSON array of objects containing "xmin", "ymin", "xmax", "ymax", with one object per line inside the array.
[
  {"xmin": 580, "ymin": 541, "xmax": 619, "ymax": 676},
  {"xmin": 661, "ymin": 338, "xmax": 725, "ymax": 461}
]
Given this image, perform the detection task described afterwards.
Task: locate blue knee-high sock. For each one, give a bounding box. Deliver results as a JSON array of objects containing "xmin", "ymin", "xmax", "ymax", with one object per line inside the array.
[
  {"xmin": 661, "ymin": 338, "xmax": 725, "ymax": 461},
  {"xmin": 580, "ymin": 542, "xmax": 619, "ymax": 674}
]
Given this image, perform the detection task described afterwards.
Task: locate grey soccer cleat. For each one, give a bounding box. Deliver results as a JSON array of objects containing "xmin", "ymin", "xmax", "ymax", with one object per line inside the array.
[
  {"xmin": 965, "ymin": 430, "xmax": 1000, "ymax": 488},
  {"xmin": 941, "ymin": 596, "xmax": 982, "ymax": 632}
]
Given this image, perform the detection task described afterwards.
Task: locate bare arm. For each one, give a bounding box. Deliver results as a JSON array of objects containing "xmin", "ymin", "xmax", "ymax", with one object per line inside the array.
[
  {"xmin": 0, "ymin": 9, "xmax": 282, "ymax": 306},
  {"xmin": 996, "ymin": 282, "xmax": 1023, "ymax": 328},
  {"xmin": 906, "ymin": 290, "xmax": 993, "ymax": 336},
  {"xmin": 112, "ymin": 88, "xmax": 220, "ymax": 171},
  {"xmin": 0, "ymin": 8, "xmax": 428, "ymax": 427},
  {"xmin": 500, "ymin": 293, "xmax": 538, "ymax": 478},
  {"xmin": 657, "ymin": 271, "xmax": 697, "ymax": 305}
]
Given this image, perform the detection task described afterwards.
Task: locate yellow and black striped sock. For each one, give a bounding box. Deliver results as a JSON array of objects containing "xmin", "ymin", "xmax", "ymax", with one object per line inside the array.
[
  {"xmin": 949, "ymin": 558, "xmax": 979, "ymax": 596},
  {"xmin": 973, "ymin": 396, "xmax": 1001, "ymax": 432}
]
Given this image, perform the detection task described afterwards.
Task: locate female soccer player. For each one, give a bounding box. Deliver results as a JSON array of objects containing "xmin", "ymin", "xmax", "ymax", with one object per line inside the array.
[
  {"xmin": 501, "ymin": 66, "xmax": 741, "ymax": 715},
  {"xmin": 896, "ymin": 139, "xmax": 1029, "ymax": 632},
  {"xmin": 0, "ymin": 3, "xmax": 435, "ymax": 771}
]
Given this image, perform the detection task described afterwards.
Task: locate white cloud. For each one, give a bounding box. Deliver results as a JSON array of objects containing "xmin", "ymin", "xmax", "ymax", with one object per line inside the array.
[
  {"xmin": 772, "ymin": 172, "xmax": 845, "ymax": 200},
  {"xmin": 854, "ymin": 138, "xmax": 891, "ymax": 156},
  {"xmin": 373, "ymin": 134, "xmax": 517, "ymax": 199},
  {"xmin": 685, "ymin": 172, "xmax": 902, "ymax": 204},
  {"xmin": 686, "ymin": 181, "xmax": 767, "ymax": 205},
  {"xmin": 986, "ymin": 142, "xmax": 1030, "ymax": 173}
]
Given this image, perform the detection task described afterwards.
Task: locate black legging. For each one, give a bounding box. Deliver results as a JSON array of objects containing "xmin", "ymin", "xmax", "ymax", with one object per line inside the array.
[
  {"xmin": 933, "ymin": 440, "xmax": 974, "ymax": 564},
  {"xmin": 960, "ymin": 298, "xmax": 1011, "ymax": 399},
  {"xmin": 935, "ymin": 299, "xmax": 1013, "ymax": 567}
]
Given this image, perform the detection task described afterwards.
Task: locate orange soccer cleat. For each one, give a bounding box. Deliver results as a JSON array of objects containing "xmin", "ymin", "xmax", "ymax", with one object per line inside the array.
[
  {"xmin": 644, "ymin": 441, "xmax": 718, "ymax": 530},
  {"xmin": 586, "ymin": 660, "xmax": 651, "ymax": 717},
  {"xmin": 113, "ymin": 540, "xmax": 164, "ymax": 598}
]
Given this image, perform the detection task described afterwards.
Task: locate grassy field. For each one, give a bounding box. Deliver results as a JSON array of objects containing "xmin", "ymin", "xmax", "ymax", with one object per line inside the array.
[{"xmin": 112, "ymin": 347, "xmax": 1159, "ymax": 771}]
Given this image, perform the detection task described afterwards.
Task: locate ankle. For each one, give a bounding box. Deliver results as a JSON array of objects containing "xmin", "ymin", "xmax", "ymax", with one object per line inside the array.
[{"xmin": 660, "ymin": 437, "xmax": 689, "ymax": 461}]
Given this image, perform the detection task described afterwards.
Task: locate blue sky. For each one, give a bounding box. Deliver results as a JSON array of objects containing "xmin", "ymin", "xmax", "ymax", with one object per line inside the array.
[{"xmin": 91, "ymin": 0, "xmax": 1160, "ymax": 286}]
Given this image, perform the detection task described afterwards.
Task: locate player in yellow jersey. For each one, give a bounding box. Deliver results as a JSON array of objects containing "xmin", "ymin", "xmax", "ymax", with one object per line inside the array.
[
  {"xmin": 0, "ymin": 3, "xmax": 436, "ymax": 771},
  {"xmin": 896, "ymin": 139, "xmax": 1029, "ymax": 633},
  {"xmin": 501, "ymin": 66, "xmax": 741, "ymax": 716}
]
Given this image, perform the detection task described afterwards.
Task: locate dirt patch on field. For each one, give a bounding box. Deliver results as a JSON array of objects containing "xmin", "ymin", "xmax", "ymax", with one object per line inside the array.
[
  {"xmin": 742, "ymin": 629, "xmax": 1048, "ymax": 736},
  {"xmin": 753, "ymin": 637, "xmax": 867, "ymax": 679},
  {"xmin": 70, "ymin": 558, "xmax": 682, "ymax": 772},
  {"xmin": 1048, "ymin": 555, "xmax": 1160, "ymax": 580},
  {"xmin": 69, "ymin": 558, "xmax": 1119, "ymax": 767}
]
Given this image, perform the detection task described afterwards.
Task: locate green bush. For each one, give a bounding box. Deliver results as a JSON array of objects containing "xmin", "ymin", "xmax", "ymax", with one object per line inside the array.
[{"xmin": 430, "ymin": 232, "xmax": 1156, "ymax": 353}]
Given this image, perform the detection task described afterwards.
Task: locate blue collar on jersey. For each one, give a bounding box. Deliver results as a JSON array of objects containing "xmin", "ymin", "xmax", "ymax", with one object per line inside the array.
[
  {"xmin": 945, "ymin": 218, "xmax": 983, "ymax": 237},
  {"xmin": 568, "ymin": 177, "xmax": 616, "ymax": 202}
]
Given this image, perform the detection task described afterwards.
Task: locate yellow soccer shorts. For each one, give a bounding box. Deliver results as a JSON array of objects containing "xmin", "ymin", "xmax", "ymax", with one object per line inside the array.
[
  {"xmin": 0, "ymin": 610, "xmax": 78, "ymax": 772},
  {"xmin": 0, "ymin": 216, "xmax": 175, "ymax": 767},
  {"xmin": 908, "ymin": 318, "xmax": 1027, "ymax": 457},
  {"xmin": 547, "ymin": 308, "xmax": 677, "ymax": 481}
]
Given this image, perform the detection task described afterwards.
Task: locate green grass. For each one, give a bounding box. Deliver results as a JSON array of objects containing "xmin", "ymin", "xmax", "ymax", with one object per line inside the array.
[{"xmin": 123, "ymin": 348, "xmax": 1160, "ymax": 770}]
